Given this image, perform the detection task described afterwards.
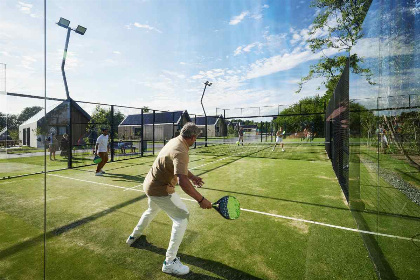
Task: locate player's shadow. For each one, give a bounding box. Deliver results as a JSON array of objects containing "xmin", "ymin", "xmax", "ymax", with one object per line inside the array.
[
  {"xmin": 131, "ymin": 235, "xmax": 262, "ymax": 280},
  {"xmin": 105, "ymin": 172, "xmax": 145, "ymax": 183}
]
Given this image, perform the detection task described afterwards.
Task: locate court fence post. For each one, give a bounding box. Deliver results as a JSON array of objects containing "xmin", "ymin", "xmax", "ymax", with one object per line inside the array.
[
  {"xmin": 152, "ymin": 110, "xmax": 155, "ymax": 155},
  {"xmin": 172, "ymin": 112, "xmax": 175, "ymax": 138},
  {"xmin": 260, "ymin": 121, "xmax": 263, "ymax": 142},
  {"xmin": 141, "ymin": 108, "xmax": 144, "ymax": 157},
  {"xmin": 110, "ymin": 105, "xmax": 114, "ymax": 162},
  {"xmin": 68, "ymin": 99, "xmax": 73, "ymax": 169},
  {"xmin": 194, "ymin": 114, "xmax": 197, "ymax": 149}
]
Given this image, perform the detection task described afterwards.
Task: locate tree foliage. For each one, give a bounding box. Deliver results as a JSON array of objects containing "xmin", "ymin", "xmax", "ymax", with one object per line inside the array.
[
  {"xmin": 0, "ymin": 106, "xmax": 43, "ymax": 140},
  {"xmin": 297, "ymin": 0, "xmax": 374, "ymax": 99},
  {"xmin": 274, "ymin": 96, "xmax": 327, "ymax": 136},
  {"xmin": 87, "ymin": 105, "xmax": 125, "ymax": 136}
]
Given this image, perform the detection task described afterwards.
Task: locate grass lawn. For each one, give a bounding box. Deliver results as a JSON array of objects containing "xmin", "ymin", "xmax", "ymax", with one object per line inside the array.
[{"xmin": 0, "ymin": 145, "xmax": 417, "ymax": 279}]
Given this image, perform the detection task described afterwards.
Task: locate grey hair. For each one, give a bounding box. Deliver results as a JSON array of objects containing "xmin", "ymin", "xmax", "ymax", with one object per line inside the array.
[{"xmin": 180, "ymin": 122, "xmax": 201, "ymax": 138}]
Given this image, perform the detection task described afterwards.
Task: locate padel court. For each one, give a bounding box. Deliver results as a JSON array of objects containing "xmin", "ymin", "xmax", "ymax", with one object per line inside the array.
[{"xmin": 1, "ymin": 142, "xmax": 418, "ymax": 279}]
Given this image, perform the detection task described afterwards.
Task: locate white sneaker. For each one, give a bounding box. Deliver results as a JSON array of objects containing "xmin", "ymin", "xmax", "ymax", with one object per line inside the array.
[
  {"xmin": 126, "ymin": 235, "xmax": 137, "ymax": 246},
  {"xmin": 95, "ymin": 172, "xmax": 103, "ymax": 176},
  {"xmin": 282, "ymin": 148, "xmax": 285, "ymax": 152},
  {"xmin": 100, "ymin": 169, "xmax": 106, "ymax": 174},
  {"xmin": 162, "ymin": 257, "xmax": 190, "ymax": 275}
]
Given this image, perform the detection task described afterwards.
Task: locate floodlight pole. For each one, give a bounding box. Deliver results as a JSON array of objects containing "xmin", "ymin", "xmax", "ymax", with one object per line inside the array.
[
  {"xmin": 201, "ymin": 81, "xmax": 211, "ymax": 147},
  {"xmin": 61, "ymin": 28, "xmax": 71, "ymax": 100}
]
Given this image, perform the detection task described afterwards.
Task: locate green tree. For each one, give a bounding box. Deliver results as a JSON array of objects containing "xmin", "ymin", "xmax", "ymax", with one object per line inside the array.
[
  {"xmin": 17, "ymin": 106, "xmax": 42, "ymax": 124},
  {"xmin": 142, "ymin": 106, "xmax": 150, "ymax": 113},
  {"xmin": 87, "ymin": 106, "xmax": 125, "ymax": 137},
  {"xmin": 297, "ymin": 0, "xmax": 374, "ymax": 99},
  {"xmin": 274, "ymin": 96, "xmax": 326, "ymax": 137}
]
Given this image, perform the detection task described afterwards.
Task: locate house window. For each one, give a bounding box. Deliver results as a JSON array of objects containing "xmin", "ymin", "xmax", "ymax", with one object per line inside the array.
[{"xmin": 134, "ymin": 127, "xmax": 142, "ymax": 137}]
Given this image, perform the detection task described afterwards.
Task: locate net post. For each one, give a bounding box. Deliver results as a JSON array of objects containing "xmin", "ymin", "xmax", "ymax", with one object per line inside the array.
[{"xmin": 110, "ymin": 105, "xmax": 115, "ymax": 162}]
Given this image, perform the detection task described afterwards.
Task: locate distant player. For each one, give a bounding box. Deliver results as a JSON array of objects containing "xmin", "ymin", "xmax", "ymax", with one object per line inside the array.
[
  {"xmin": 272, "ymin": 127, "xmax": 285, "ymax": 152},
  {"xmin": 237, "ymin": 127, "xmax": 244, "ymax": 146},
  {"xmin": 94, "ymin": 128, "xmax": 109, "ymax": 176}
]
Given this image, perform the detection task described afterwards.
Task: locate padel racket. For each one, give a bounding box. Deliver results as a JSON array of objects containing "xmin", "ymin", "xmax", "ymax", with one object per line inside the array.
[
  {"xmin": 93, "ymin": 155, "xmax": 102, "ymax": 164},
  {"xmin": 212, "ymin": 196, "xmax": 240, "ymax": 220}
]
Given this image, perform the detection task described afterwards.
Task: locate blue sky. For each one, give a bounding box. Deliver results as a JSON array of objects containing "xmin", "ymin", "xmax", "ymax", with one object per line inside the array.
[{"xmin": 1, "ymin": 0, "xmax": 333, "ymax": 116}]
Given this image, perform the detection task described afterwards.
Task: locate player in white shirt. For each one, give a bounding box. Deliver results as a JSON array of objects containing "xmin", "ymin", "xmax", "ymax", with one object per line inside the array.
[
  {"xmin": 94, "ymin": 128, "xmax": 110, "ymax": 176},
  {"xmin": 272, "ymin": 127, "xmax": 285, "ymax": 152}
]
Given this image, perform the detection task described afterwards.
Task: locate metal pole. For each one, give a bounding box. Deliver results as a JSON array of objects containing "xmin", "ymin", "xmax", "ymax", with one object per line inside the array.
[
  {"xmin": 110, "ymin": 105, "xmax": 114, "ymax": 162},
  {"xmin": 271, "ymin": 122, "xmax": 273, "ymax": 142},
  {"xmin": 141, "ymin": 109, "xmax": 144, "ymax": 156},
  {"xmin": 153, "ymin": 110, "xmax": 155, "ymax": 155},
  {"xmin": 194, "ymin": 114, "xmax": 197, "ymax": 149},
  {"xmin": 260, "ymin": 121, "xmax": 263, "ymax": 142},
  {"xmin": 201, "ymin": 84, "xmax": 208, "ymax": 147},
  {"xmin": 265, "ymin": 122, "xmax": 268, "ymax": 142},
  {"xmin": 61, "ymin": 28, "xmax": 71, "ymax": 100},
  {"xmin": 68, "ymin": 100, "xmax": 73, "ymax": 168},
  {"xmin": 172, "ymin": 112, "xmax": 175, "ymax": 138}
]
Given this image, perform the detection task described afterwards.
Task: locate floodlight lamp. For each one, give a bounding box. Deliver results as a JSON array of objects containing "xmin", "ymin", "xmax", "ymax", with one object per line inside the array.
[
  {"xmin": 57, "ymin": 17, "xmax": 70, "ymax": 28},
  {"xmin": 75, "ymin": 25, "xmax": 87, "ymax": 35},
  {"xmin": 204, "ymin": 81, "xmax": 212, "ymax": 86}
]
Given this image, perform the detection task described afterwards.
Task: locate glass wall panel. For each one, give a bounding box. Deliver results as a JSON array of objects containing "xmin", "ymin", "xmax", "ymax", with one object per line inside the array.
[
  {"xmin": 0, "ymin": 0, "xmax": 46, "ymax": 278},
  {"xmin": 350, "ymin": 0, "xmax": 420, "ymax": 279}
]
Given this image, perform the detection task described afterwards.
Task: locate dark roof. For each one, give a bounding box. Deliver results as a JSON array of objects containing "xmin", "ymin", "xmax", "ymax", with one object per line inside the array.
[
  {"xmin": 120, "ymin": 111, "xmax": 189, "ymax": 125},
  {"xmin": 21, "ymin": 99, "xmax": 91, "ymax": 126},
  {"xmin": 194, "ymin": 115, "xmax": 223, "ymax": 126}
]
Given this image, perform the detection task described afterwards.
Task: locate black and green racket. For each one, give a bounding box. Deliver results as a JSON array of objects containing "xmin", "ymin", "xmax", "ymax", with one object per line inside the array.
[{"xmin": 212, "ymin": 196, "xmax": 240, "ymax": 220}]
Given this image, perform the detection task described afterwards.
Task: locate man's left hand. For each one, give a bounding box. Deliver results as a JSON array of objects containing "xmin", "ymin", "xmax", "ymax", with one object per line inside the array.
[{"xmin": 191, "ymin": 175, "xmax": 204, "ymax": 187}]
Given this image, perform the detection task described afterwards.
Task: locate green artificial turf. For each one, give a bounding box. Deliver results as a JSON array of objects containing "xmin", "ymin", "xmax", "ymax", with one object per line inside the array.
[{"xmin": 0, "ymin": 148, "xmax": 417, "ymax": 279}]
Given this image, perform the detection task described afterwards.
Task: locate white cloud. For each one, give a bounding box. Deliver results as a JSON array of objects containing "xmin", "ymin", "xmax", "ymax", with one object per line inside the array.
[
  {"xmin": 229, "ymin": 11, "xmax": 249, "ymax": 25},
  {"xmin": 233, "ymin": 46, "xmax": 243, "ymax": 56},
  {"xmin": 113, "ymin": 51, "xmax": 121, "ymax": 55},
  {"xmin": 234, "ymin": 32, "xmax": 285, "ymax": 56},
  {"xmin": 17, "ymin": 1, "xmax": 39, "ymax": 18},
  {"xmin": 131, "ymin": 23, "xmax": 162, "ymax": 33},
  {"xmin": 180, "ymin": 62, "xmax": 186, "ymax": 65},
  {"xmin": 17, "ymin": 1, "xmax": 32, "ymax": 14},
  {"xmin": 246, "ymin": 47, "xmax": 338, "ymax": 80}
]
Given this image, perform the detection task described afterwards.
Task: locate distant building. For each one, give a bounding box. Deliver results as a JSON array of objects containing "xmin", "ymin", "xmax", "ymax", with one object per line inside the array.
[
  {"xmin": 118, "ymin": 111, "xmax": 191, "ymax": 141},
  {"xmin": 194, "ymin": 115, "xmax": 227, "ymax": 137},
  {"xmin": 241, "ymin": 124, "xmax": 258, "ymax": 134},
  {"xmin": 19, "ymin": 100, "xmax": 91, "ymax": 148}
]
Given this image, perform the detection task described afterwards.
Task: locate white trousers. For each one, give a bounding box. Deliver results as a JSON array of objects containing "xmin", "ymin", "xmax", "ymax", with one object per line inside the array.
[{"xmin": 130, "ymin": 193, "xmax": 189, "ymax": 262}]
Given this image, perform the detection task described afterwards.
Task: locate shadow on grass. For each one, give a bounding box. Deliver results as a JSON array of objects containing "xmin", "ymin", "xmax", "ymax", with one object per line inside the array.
[
  {"xmin": 0, "ymin": 195, "xmax": 147, "ymax": 261},
  {"xmin": 132, "ymin": 235, "xmax": 262, "ymax": 280},
  {"xmin": 395, "ymin": 168, "xmax": 420, "ymax": 186}
]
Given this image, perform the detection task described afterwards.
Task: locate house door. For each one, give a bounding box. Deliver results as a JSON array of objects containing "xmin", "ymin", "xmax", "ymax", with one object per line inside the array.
[
  {"xmin": 23, "ymin": 129, "xmax": 27, "ymax": 145},
  {"xmin": 26, "ymin": 128, "xmax": 30, "ymax": 146}
]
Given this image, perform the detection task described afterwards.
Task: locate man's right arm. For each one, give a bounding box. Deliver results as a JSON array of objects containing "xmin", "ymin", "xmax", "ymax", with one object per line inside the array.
[{"xmin": 177, "ymin": 174, "xmax": 212, "ymax": 209}]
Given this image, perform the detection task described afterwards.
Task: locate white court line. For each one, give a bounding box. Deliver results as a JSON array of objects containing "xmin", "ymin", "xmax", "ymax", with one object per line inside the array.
[
  {"xmin": 47, "ymin": 173, "xmax": 420, "ymax": 243},
  {"xmin": 123, "ymin": 184, "xmax": 143, "ymax": 191}
]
